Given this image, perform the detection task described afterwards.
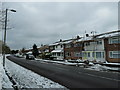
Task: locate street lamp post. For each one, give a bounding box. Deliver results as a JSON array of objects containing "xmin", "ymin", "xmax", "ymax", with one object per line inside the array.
[{"xmin": 3, "ymin": 9, "xmax": 16, "ymax": 67}]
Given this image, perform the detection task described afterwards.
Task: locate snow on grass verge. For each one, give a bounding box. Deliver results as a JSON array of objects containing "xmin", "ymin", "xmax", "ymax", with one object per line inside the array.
[
  {"xmin": 37, "ymin": 59, "xmax": 119, "ymax": 72},
  {"xmin": 35, "ymin": 59, "xmax": 85, "ymax": 66},
  {"xmin": 86, "ymin": 64, "xmax": 119, "ymax": 72},
  {"xmin": 0, "ymin": 55, "xmax": 13, "ymax": 89},
  {"xmin": 5, "ymin": 57, "xmax": 67, "ymax": 89}
]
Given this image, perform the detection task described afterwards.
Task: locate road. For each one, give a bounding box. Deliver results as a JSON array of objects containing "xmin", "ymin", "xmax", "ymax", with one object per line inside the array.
[{"xmin": 7, "ymin": 55, "xmax": 119, "ymax": 89}]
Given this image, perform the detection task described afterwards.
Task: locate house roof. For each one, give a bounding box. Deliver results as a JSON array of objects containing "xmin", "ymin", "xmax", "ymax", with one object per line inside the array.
[
  {"xmin": 51, "ymin": 49, "xmax": 63, "ymax": 53},
  {"xmin": 38, "ymin": 45, "xmax": 49, "ymax": 51},
  {"xmin": 26, "ymin": 51, "xmax": 32, "ymax": 54},
  {"xmin": 94, "ymin": 30, "xmax": 120, "ymax": 38}
]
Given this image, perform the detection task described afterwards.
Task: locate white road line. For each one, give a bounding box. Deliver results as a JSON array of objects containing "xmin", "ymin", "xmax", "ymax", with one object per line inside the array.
[{"xmin": 78, "ymin": 72, "xmax": 120, "ymax": 82}]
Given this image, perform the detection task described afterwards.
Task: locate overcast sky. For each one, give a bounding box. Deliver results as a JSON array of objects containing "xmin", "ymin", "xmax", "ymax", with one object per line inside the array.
[{"xmin": 1, "ymin": 2, "xmax": 118, "ymax": 50}]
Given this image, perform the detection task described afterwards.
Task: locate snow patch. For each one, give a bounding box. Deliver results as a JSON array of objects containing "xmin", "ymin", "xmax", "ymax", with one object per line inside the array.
[
  {"xmin": 0, "ymin": 55, "xmax": 13, "ymax": 89},
  {"xmin": 87, "ymin": 64, "xmax": 119, "ymax": 72},
  {"xmin": 5, "ymin": 57, "xmax": 66, "ymax": 88}
]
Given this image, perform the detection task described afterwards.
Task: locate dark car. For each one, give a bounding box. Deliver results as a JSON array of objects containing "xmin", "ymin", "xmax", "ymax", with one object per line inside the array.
[{"xmin": 26, "ymin": 54, "xmax": 35, "ymax": 60}]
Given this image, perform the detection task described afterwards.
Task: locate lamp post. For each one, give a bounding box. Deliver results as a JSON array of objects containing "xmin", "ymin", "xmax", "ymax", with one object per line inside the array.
[{"xmin": 3, "ymin": 9, "xmax": 16, "ymax": 67}]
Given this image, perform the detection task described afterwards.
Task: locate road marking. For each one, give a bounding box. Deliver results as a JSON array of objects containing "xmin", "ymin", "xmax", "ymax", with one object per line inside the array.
[{"xmin": 78, "ymin": 72, "xmax": 120, "ymax": 82}]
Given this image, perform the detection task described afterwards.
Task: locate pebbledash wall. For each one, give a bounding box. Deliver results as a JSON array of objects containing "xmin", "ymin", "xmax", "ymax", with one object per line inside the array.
[{"xmin": 82, "ymin": 38, "xmax": 106, "ymax": 63}]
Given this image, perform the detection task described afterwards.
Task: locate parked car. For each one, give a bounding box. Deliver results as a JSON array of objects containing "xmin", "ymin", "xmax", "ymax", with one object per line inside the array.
[
  {"xmin": 15, "ymin": 53, "xmax": 24, "ymax": 58},
  {"xmin": 25, "ymin": 53, "xmax": 35, "ymax": 60}
]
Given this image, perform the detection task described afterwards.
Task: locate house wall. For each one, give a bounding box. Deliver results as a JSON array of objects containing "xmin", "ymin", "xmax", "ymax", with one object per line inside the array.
[
  {"xmin": 82, "ymin": 51, "xmax": 105, "ymax": 62},
  {"xmin": 104, "ymin": 37, "xmax": 120, "ymax": 63},
  {"xmin": 51, "ymin": 44, "xmax": 64, "ymax": 60},
  {"xmin": 55, "ymin": 44, "xmax": 63, "ymax": 50},
  {"xmin": 84, "ymin": 39, "xmax": 104, "ymax": 51},
  {"xmin": 64, "ymin": 42, "xmax": 83, "ymax": 60},
  {"xmin": 82, "ymin": 39, "xmax": 106, "ymax": 62},
  {"xmin": 49, "ymin": 45, "xmax": 55, "ymax": 52}
]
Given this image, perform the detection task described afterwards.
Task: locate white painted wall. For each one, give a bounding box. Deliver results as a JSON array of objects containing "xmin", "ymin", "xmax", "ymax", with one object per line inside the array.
[
  {"xmin": 84, "ymin": 39, "xmax": 104, "ymax": 51},
  {"xmin": 52, "ymin": 44, "xmax": 64, "ymax": 60}
]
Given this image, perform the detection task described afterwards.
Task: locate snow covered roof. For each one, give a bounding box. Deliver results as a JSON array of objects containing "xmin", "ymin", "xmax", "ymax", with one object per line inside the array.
[
  {"xmin": 77, "ymin": 36, "xmax": 93, "ymax": 42},
  {"xmin": 95, "ymin": 30, "xmax": 120, "ymax": 39},
  {"xmin": 26, "ymin": 51, "xmax": 32, "ymax": 54},
  {"xmin": 62, "ymin": 40, "xmax": 73, "ymax": 44},
  {"xmin": 49, "ymin": 38, "xmax": 76, "ymax": 46},
  {"xmin": 49, "ymin": 43, "xmax": 59, "ymax": 46},
  {"xmin": 51, "ymin": 49, "xmax": 63, "ymax": 53},
  {"xmin": 96, "ymin": 33, "xmax": 119, "ymax": 39}
]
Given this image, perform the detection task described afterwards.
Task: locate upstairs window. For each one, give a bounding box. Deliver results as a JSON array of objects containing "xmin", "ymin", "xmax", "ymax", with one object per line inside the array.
[
  {"xmin": 97, "ymin": 40, "xmax": 102, "ymax": 45},
  {"xmin": 66, "ymin": 52, "xmax": 71, "ymax": 57},
  {"xmin": 85, "ymin": 42, "xmax": 90, "ymax": 46},
  {"xmin": 87, "ymin": 52, "xmax": 90, "ymax": 57},
  {"xmin": 74, "ymin": 43, "xmax": 82, "ymax": 47},
  {"xmin": 65, "ymin": 44, "xmax": 71, "ymax": 48},
  {"xmin": 109, "ymin": 37, "xmax": 120, "ymax": 44},
  {"xmin": 55, "ymin": 45, "xmax": 58, "ymax": 48},
  {"xmin": 61, "ymin": 45, "xmax": 63, "ymax": 48}
]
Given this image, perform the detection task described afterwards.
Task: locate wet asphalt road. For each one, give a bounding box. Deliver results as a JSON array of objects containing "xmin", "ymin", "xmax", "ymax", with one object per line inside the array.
[{"xmin": 7, "ymin": 55, "xmax": 119, "ymax": 89}]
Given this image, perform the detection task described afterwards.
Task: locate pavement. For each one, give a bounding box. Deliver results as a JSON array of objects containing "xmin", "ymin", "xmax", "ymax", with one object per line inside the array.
[{"xmin": 7, "ymin": 55, "xmax": 120, "ymax": 89}]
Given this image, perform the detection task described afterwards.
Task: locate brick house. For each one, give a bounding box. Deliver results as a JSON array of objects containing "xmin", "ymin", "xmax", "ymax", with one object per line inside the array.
[
  {"xmin": 93, "ymin": 30, "xmax": 120, "ymax": 63},
  {"xmin": 64, "ymin": 39, "xmax": 84, "ymax": 60},
  {"xmin": 63, "ymin": 36, "xmax": 84, "ymax": 60},
  {"xmin": 103, "ymin": 32, "xmax": 120, "ymax": 63}
]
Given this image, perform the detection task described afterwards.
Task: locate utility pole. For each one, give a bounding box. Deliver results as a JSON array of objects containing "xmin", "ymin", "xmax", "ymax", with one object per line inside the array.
[
  {"xmin": 3, "ymin": 9, "xmax": 16, "ymax": 67},
  {"xmin": 3, "ymin": 9, "xmax": 8, "ymax": 67}
]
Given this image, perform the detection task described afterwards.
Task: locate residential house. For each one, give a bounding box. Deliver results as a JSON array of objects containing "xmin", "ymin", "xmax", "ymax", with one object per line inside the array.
[
  {"xmin": 38, "ymin": 45, "xmax": 50, "ymax": 59},
  {"xmin": 96, "ymin": 30, "xmax": 120, "ymax": 63},
  {"xmin": 82, "ymin": 30, "xmax": 120, "ymax": 63},
  {"xmin": 82, "ymin": 36, "xmax": 106, "ymax": 62},
  {"xmin": 64, "ymin": 37, "xmax": 84, "ymax": 60},
  {"xmin": 49, "ymin": 40, "xmax": 64, "ymax": 60}
]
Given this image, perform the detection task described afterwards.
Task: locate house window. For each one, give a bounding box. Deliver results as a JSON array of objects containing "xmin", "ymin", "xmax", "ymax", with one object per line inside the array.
[
  {"xmin": 85, "ymin": 42, "xmax": 90, "ymax": 46},
  {"xmin": 55, "ymin": 45, "xmax": 58, "ymax": 48},
  {"xmin": 71, "ymin": 43, "xmax": 74, "ymax": 47},
  {"xmin": 66, "ymin": 52, "xmax": 71, "ymax": 57},
  {"xmin": 74, "ymin": 52, "xmax": 81, "ymax": 57},
  {"xmin": 109, "ymin": 37, "xmax": 120, "ymax": 44},
  {"xmin": 94, "ymin": 52, "xmax": 104, "ymax": 58},
  {"xmin": 61, "ymin": 52, "xmax": 63, "ymax": 56},
  {"xmin": 57, "ymin": 53, "xmax": 60, "ymax": 56},
  {"xmin": 61, "ymin": 45, "xmax": 63, "ymax": 48},
  {"xmin": 92, "ymin": 52, "xmax": 95, "ymax": 57},
  {"xmin": 109, "ymin": 51, "xmax": 120, "ymax": 58},
  {"xmin": 74, "ymin": 43, "xmax": 82, "ymax": 47},
  {"xmin": 82, "ymin": 52, "xmax": 87, "ymax": 57},
  {"xmin": 66, "ymin": 44, "xmax": 71, "ymax": 48},
  {"xmin": 87, "ymin": 52, "xmax": 90, "ymax": 57},
  {"xmin": 96, "ymin": 52, "xmax": 101, "ymax": 58},
  {"xmin": 97, "ymin": 40, "xmax": 102, "ymax": 45},
  {"xmin": 52, "ymin": 53, "xmax": 56, "ymax": 56},
  {"xmin": 102, "ymin": 52, "xmax": 104, "ymax": 58}
]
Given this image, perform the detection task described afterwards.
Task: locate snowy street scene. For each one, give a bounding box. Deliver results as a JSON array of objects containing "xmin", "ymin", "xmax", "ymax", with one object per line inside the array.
[
  {"xmin": 0, "ymin": 54, "xmax": 119, "ymax": 89},
  {"xmin": 0, "ymin": 0, "xmax": 120, "ymax": 89}
]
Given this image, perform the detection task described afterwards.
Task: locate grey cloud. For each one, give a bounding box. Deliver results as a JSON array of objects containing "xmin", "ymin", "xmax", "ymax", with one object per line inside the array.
[{"xmin": 2, "ymin": 2, "xmax": 118, "ymax": 49}]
